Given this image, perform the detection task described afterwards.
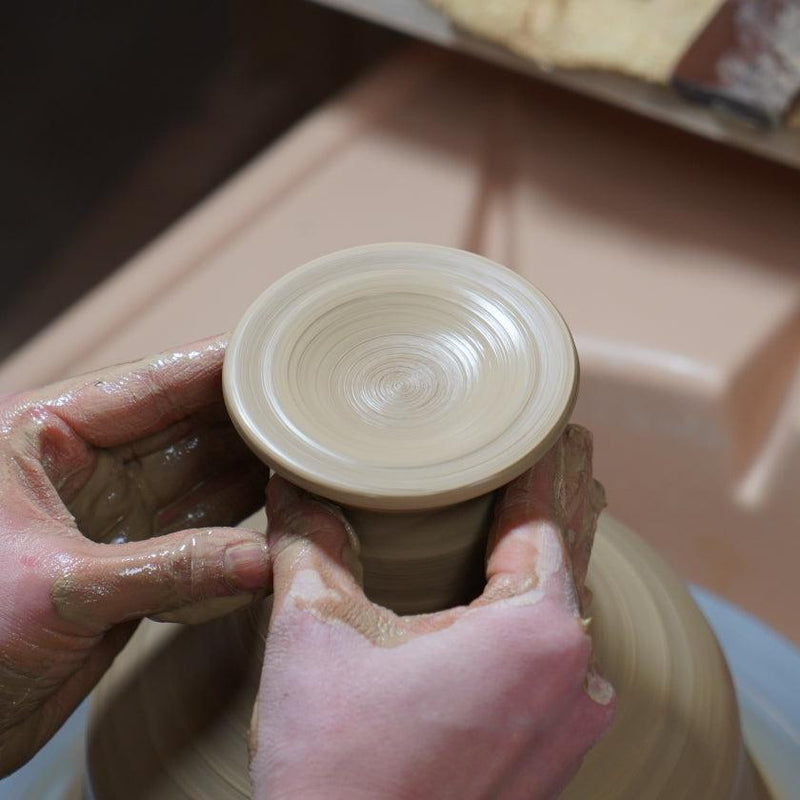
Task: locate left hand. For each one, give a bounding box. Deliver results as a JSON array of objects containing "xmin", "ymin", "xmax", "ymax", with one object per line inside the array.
[{"xmin": 0, "ymin": 335, "xmax": 270, "ymax": 775}]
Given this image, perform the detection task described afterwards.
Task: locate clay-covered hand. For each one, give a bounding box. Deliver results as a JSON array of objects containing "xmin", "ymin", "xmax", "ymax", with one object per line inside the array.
[
  {"xmin": 251, "ymin": 471, "xmax": 615, "ymax": 800},
  {"xmin": 0, "ymin": 336, "xmax": 270, "ymax": 775}
]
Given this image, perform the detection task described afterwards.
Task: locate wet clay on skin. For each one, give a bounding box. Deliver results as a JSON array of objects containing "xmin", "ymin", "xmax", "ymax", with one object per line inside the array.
[
  {"xmin": 0, "ymin": 337, "xmax": 267, "ymax": 631},
  {"xmin": 275, "ymin": 426, "xmax": 601, "ymax": 647},
  {"xmin": 88, "ymin": 516, "xmax": 763, "ymax": 800},
  {"xmin": 45, "ymin": 405, "xmax": 267, "ymax": 630},
  {"xmin": 63, "ymin": 405, "xmax": 262, "ymax": 546},
  {"xmin": 88, "ymin": 245, "xmax": 765, "ymax": 800}
]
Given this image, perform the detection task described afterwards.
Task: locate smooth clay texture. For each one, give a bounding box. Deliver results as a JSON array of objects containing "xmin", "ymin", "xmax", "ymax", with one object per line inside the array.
[
  {"xmin": 87, "ymin": 515, "xmax": 763, "ymax": 800},
  {"xmin": 222, "ymin": 243, "xmax": 578, "ymax": 511},
  {"xmin": 347, "ymin": 495, "xmax": 494, "ymax": 614}
]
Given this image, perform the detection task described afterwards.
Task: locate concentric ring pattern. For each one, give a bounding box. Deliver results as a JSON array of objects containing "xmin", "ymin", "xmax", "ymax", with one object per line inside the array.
[{"xmin": 224, "ymin": 243, "xmax": 577, "ymax": 509}]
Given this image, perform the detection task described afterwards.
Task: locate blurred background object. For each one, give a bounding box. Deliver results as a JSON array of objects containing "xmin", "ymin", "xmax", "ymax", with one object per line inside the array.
[
  {"xmin": 310, "ymin": 0, "xmax": 800, "ymax": 165},
  {"xmin": 0, "ymin": 0, "xmax": 396, "ymax": 359}
]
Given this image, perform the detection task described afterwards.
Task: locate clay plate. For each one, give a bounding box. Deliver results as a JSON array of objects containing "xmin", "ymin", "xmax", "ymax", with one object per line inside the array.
[{"xmin": 223, "ymin": 243, "xmax": 578, "ymax": 510}]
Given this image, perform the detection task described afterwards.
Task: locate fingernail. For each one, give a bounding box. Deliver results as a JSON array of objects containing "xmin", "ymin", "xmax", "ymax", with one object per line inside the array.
[{"xmin": 225, "ymin": 541, "xmax": 270, "ymax": 591}]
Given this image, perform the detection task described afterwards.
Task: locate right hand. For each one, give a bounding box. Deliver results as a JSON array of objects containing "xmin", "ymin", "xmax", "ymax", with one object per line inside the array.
[{"xmin": 251, "ymin": 464, "xmax": 615, "ymax": 800}]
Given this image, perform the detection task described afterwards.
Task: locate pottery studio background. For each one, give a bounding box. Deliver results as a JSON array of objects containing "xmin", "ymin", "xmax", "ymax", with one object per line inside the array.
[
  {"xmin": 0, "ymin": 1, "xmax": 398, "ymax": 360},
  {"xmin": 0, "ymin": 0, "xmax": 799, "ymax": 795}
]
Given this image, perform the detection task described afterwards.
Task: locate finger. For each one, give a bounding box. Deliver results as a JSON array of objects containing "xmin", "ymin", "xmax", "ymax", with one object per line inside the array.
[
  {"xmin": 50, "ymin": 527, "xmax": 271, "ymax": 633},
  {"xmin": 137, "ymin": 421, "xmax": 260, "ymax": 507},
  {"xmin": 476, "ymin": 467, "xmax": 577, "ymax": 612},
  {"xmin": 549, "ymin": 426, "xmax": 605, "ymax": 603},
  {"xmin": 64, "ymin": 413, "xmax": 258, "ymax": 509},
  {"xmin": 478, "ymin": 426, "xmax": 603, "ymax": 612},
  {"xmin": 267, "ymin": 477, "xmax": 363, "ymax": 615},
  {"xmin": 266, "ymin": 477, "xmax": 419, "ymax": 648},
  {"xmin": 40, "ymin": 335, "xmax": 229, "ymax": 449}
]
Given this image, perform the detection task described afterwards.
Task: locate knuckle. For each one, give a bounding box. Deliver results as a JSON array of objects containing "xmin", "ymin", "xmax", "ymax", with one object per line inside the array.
[
  {"xmin": 169, "ymin": 532, "xmax": 216, "ymax": 603},
  {"xmin": 1, "ymin": 402, "xmax": 44, "ymax": 443}
]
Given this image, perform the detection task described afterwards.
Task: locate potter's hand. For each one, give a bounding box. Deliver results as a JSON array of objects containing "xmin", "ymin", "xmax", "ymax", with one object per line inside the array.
[
  {"xmin": 252, "ymin": 471, "xmax": 615, "ymax": 800},
  {"xmin": 0, "ymin": 336, "xmax": 270, "ymax": 775}
]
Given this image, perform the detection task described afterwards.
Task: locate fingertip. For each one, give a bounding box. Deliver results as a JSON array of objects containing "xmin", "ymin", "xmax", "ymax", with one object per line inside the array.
[
  {"xmin": 482, "ymin": 480, "xmax": 572, "ymax": 605},
  {"xmin": 492, "ymin": 463, "xmax": 551, "ymax": 528},
  {"xmin": 486, "ymin": 519, "xmax": 544, "ymax": 579},
  {"xmin": 266, "ymin": 477, "xmax": 347, "ymax": 547},
  {"xmin": 222, "ymin": 532, "xmax": 271, "ymax": 592}
]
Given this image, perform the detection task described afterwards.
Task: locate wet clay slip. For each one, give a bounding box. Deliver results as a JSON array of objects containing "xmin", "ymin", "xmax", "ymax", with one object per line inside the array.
[{"xmin": 88, "ymin": 244, "xmax": 766, "ymax": 799}]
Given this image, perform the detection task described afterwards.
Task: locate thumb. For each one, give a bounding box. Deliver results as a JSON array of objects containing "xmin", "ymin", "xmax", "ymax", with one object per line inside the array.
[
  {"xmin": 477, "ymin": 462, "xmax": 579, "ymax": 613},
  {"xmin": 248, "ymin": 479, "xmax": 362, "ymax": 771},
  {"xmin": 266, "ymin": 476, "xmax": 363, "ymax": 616},
  {"xmin": 51, "ymin": 527, "xmax": 271, "ymax": 632}
]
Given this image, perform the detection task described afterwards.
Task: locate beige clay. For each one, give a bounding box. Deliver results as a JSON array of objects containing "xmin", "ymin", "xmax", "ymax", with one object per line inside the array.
[
  {"xmin": 222, "ymin": 244, "xmax": 578, "ymax": 511},
  {"xmin": 88, "ymin": 245, "xmax": 766, "ymax": 798}
]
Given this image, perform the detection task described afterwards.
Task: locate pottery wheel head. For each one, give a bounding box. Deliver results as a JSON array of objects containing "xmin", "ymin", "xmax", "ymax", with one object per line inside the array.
[{"xmin": 223, "ymin": 243, "xmax": 578, "ymax": 510}]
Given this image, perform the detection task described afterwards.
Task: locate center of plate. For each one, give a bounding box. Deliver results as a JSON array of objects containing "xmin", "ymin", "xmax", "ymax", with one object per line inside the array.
[{"xmin": 271, "ymin": 290, "xmax": 531, "ymax": 469}]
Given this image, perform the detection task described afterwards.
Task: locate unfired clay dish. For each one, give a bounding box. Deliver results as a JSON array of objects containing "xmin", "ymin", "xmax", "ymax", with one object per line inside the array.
[{"xmin": 222, "ymin": 243, "xmax": 578, "ymax": 511}]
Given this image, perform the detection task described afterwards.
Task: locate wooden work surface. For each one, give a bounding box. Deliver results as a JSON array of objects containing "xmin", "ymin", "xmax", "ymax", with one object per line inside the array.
[{"xmin": 2, "ymin": 46, "xmax": 798, "ymax": 641}]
